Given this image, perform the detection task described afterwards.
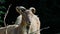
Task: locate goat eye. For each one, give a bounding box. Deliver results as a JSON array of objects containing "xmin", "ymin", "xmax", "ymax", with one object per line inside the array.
[
  {"xmin": 31, "ymin": 9, "xmax": 34, "ymax": 11},
  {"xmin": 21, "ymin": 9, "xmax": 26, "ymax": 12}
]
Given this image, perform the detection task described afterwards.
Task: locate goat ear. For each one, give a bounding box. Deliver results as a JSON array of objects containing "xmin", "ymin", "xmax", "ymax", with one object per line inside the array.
[{"xmin": 29, "ymin": 7, "xmax": 36, "ymax": 13}]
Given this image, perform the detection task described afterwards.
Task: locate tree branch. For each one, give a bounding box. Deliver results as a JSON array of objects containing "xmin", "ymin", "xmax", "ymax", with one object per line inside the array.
[{"xmin": 4, "ymin": 4, "xmax": 12, "ymax": 34}]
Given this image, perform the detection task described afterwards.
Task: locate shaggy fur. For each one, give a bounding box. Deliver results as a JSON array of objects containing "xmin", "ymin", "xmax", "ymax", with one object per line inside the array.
[
  {"xmin": 0, "ymin": 6, "xmax": 40, "ymax": 34},
  {"xmin": 15, "ymin": 6, "xmax": 40, "ymax": 34}
]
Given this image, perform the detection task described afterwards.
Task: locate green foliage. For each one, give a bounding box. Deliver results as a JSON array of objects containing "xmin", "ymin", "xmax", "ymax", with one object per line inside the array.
[
  {"xmin": 0, "ymin": 20, "xmax": 3, "ymax": 23},
  {"xmin": 0, "ymin": 11, "xmax": 5, "ymax": 26},
  {"xmin": 0, "ymin": 17, "xmax": 1, "ymax": 19},
  {"xmin": 0, "ymin": 0, "xmax": 6, "ymax": 2},
  {"xmin": 0, "ymin": 0, "xmax": 6, "ymax": 27},
  {"xmin": 0, "ymin": 11, "xmax": 5, "ymax": 14},
  {"xmin": 0, "ymin": 6, "xmax": 6, "ymax": 9},
  {"xmin": 0, "ymin": 8, "xmax": 5, "ymax": 24}
]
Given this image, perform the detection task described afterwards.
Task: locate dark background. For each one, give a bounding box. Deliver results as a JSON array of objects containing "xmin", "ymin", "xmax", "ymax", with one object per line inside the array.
[{"xmin": 0, "ymin": 0, "xmax": 60, "ymax": 34}]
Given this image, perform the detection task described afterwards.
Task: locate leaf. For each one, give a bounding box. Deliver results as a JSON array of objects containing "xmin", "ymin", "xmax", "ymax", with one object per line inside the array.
[
  {"xmin": 0, "ymin": 17, "xmax": 1, "ymax": 19},
  {"xmin": 0, "ymin": 6, "xmax": 6, "ymax": 9},
  {"xmin": 0, "ymin": 0, "xmax": 6, "ymax": 2},
  {"xmin": 0, "ymin": 11, "xmax": 5, "ymax": 14},
  {"xmin": 0, "ymin": 20, "xmax": 3, "ymax": 23}
]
